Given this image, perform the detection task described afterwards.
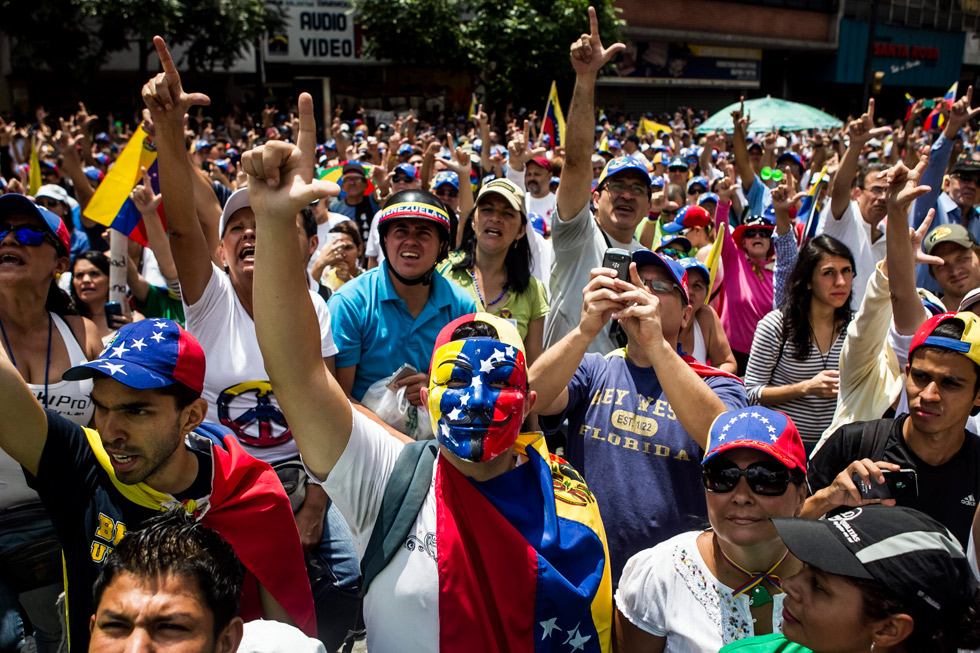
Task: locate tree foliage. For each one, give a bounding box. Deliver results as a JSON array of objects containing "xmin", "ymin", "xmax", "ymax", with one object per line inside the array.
[
  {"xmin": 0, "ymin": 0, "xmax": 284, "ymax": 80},
  {"xmin": 353, "ymin": 0, "xmax": 621, "ymax": 110}
]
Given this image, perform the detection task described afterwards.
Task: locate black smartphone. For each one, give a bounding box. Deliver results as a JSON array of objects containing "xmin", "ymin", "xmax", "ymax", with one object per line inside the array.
[
  {"xmin": 104, "ymin": 302, "xmax": 123, "ymax": 327},
  {"xmin": 853, "ymin": 469, "xmax": 918, "ymax": 501},
  {"xmin": 602, "ymin": 248, "xmax": 632, "ymax": 281}
]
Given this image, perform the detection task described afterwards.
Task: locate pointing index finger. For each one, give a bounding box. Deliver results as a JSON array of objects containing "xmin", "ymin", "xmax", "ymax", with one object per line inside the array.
[
  {"xmin": 296, "ymin": 92, "xmax": 317, "ymax": 171},
  {"xmin": 153, "ymin": 36, "xmax": 179, "ymax": 80},
  {"xmin": 867, "ymin": 98, "xmax": 875, "ymax": 123},
  {"xmin": 588, "ymin": 6, "xmax": 599, "ymax": 38}
]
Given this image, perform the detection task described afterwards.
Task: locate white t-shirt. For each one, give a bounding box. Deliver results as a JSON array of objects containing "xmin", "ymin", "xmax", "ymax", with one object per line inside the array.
[
  {"xmin": 616, "ymin": 531, "xmax": 786, "ymax": 652},
  {"xmin": 319, "ymin": 408, "xmax": 440, "ymax": 652},
  {"xmin": 547, "ymin": 203, "xmax": 641, "ymax": 354},
  {"xmin": 183, "ymin": 264, "xmax": 338, "ymax": 464},
  {"xmin": 815, "ymin": 200, "xmax": 886, "ymax": 309}
]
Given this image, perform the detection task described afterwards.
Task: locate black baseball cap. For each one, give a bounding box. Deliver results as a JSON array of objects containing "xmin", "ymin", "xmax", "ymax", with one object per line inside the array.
[{"xmin": 773, "ymin": 505, "xmax": 976, "ymax": 614}]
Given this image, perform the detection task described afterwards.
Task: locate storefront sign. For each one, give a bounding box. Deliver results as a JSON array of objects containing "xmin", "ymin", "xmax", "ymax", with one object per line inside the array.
[
  {"xmin": 265, "ymin": 0, "xmax": 360, "ymax": 63},
  {"xmin": 608, "ymin": 43, "xmax": 760, "ymax": 89}
]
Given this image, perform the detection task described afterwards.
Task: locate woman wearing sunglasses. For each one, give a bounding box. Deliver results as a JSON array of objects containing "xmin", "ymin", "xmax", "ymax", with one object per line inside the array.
[
  {"xmin": 0, "ymin": 194, "xmax": 101, "ymax": 653},
  {"xmin": 721, "ymin": 505, "xmax": 980, "ymax": 653},
  {"xmin": 615, "ymin": 406, "xmax": 807, "ymax": 652}
]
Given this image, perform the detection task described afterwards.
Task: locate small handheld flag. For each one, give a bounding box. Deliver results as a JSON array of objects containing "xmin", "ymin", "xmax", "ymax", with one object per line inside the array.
[
  {"xmin": 28, "ymin": 135, "xmax": 41, "ymax": 196},
  {"xmin": 542, "ymin": 81, "xmax": 566, "ymax": 148},
  {"xmin": 799, "ymin": 166, "xmax": 829, "ymax": 243}
]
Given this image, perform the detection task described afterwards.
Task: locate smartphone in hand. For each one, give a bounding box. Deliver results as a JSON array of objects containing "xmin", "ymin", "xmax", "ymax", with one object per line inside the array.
[
  {"xmin": 602, "ymin": 248, "xmax": 632, "ymax": 281},
  {"xmin": 853, "ymin": 469, "xmax": 918, "ymax": 501}
]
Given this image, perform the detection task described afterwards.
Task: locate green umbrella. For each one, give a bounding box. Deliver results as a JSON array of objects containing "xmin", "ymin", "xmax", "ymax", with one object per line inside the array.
[{"xmin": 695, "ymin": 96, "xmax": 843, "ymax": 134}]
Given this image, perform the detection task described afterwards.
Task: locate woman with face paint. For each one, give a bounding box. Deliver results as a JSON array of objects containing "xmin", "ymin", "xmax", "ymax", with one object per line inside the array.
[{"xmin": 246, "ymin": 93, "xmax": 615, "ymax": 651}]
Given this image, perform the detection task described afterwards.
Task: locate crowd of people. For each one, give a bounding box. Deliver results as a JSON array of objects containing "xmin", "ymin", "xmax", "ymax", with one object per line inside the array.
[{"xmin": 4, "ymin": 7, "xmax": 980, "ymax": 652}]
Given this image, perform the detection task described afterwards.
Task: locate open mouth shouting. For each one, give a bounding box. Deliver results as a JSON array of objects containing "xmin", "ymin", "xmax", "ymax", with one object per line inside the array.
[{"xmin": 0, "ymin": 251, "xmax": 25, "ymax": 267}]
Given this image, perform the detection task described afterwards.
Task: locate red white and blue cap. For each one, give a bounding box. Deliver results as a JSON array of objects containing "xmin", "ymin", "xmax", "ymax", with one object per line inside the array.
[
  {"xmin": 910, "ymin": 312, "xmax": 980, "ymax": 369},
  {"xmin": 0, "ymin": 193, "xmax": 71, "ymax": 257},
  {"xmin": 393, "ymin": 163, "xmax": 418, "ymax": 179},
  {"xmin": 687, "ymin": 176, "xmax": 709, "ymax": 192},
  {"xmin": 631, "ymin": 249, "xmax": 689, "ymax": 304},
  {"xmin": 703, "ymin": 407, "xmax": 806, "ymax": 473},
  {"xmin": 64, "ymin": 319, "xmax": 205, "ymax": 394},
  {"xmin": 597, "ymin": 156, "xmax": 652, "ymax": 188},
  {"xmin": 663, "ymin": 205, "xmax": 711, "ymax": 234}
]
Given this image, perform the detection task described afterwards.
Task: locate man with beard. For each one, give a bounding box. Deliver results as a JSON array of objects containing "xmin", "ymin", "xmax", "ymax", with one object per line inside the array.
[
  {"xmin": 818, "ymin": 99, "xmax": 891, "ymax": 308},
  {"xmin": 911, "ymin": 86, "xmax": 980, "ymax": 295},
  {"xmin": 546, "ymin": 9, "xmax": 668, "ymax": 354}
]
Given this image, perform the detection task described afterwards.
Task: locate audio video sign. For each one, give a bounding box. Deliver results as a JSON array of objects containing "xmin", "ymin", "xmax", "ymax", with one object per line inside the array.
[{"xmin": 265, "ymin": 0, "xmax": 360, "ymax": 63}]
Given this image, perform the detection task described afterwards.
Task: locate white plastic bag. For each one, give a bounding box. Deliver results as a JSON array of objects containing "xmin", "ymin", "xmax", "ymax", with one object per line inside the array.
[{"xmin": 360, "ymin": 373, "xmax": 434, "ymax": 441}]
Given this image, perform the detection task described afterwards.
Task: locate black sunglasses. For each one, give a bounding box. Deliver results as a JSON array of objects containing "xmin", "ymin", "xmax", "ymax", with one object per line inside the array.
[
  {"xmin": 702, "ymin": 461, "xmax": 793, "ymax": 496},
  {"xmin": 743, "ymin": 229, "xmax": 771, "ymax": 239}
]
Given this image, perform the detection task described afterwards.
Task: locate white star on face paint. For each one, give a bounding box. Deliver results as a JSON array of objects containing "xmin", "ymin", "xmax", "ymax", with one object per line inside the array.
[
  {"xmin": 110, "ymin": 342, "xmax": 129, "ymax": 358},
  {"xmin": 459, "ymin": 392, "xmax": 470, "ymax": 404},
  {"xmin": 448, "ymin": 407, "xmax": 461, "ymax": 420},
  {"xmin": 99, "ymin": 361, "xmax": 126, "ymax": 376},
  {"xmin": 153, "ymin": 321, "xmax": 168, "ymax": 328},
  {"xmin": 539, "ymin": 618, "xmax": 559, "ymax": 640},
  {"xmin": 150, "ymin": 331, "xmax": 165, "ymax": 343},
  {"xmin": 479, "ymin": 359, "xmax": 494, "ymax": 373},
  {"xmin": 129, "ymin": 338, "xmax": 146, "ymax": 351},
  {"xmin": 489, "ymin": 349, "xmax": 506, "ymax": 363}
]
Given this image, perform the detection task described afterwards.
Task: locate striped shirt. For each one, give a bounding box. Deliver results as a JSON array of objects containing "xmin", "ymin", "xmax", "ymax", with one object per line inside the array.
[{"xmin": 744, "ymin": 309, "xmax": 846, "ymax": 445}]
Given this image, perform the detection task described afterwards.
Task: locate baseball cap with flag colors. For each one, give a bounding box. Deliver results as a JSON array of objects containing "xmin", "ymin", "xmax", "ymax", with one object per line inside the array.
[
  {"xmin": 597, "ymin": 156, "xmax": 652, "ymax": 188},
  {"xmin": 64, "ymin": 319, "xmax": 205, "ymax": 394},
  {"xmin": 703, "ymin": 407, "xmax": 806, "ymax": 473},
  {"xmin": 909, "ymin": 312, "xmax": 980, "ymax": 369}
]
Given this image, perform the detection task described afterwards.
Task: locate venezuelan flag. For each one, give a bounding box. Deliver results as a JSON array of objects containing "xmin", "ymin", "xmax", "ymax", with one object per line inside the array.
[
  {"xmin": 83, "ymin": 124, "xmax": 158, "ymax": 246},
  {"xmin": 944, "ymin": 81, "xmax": 958, "ymax": 107},
  {"xmin": 435, "ymin": 433, "xmax": 612, "ymax": 652},
  {"xmin": 904, "ymin": 93, "xmax": 916, "ymax": 121},
  {"xmin": 468, "ymin": 93, "xmax": 478, "ymax": 122},
  {"xmin": 923, "ymin": 107, "xmax": 944, "ymax": 132},
  {"xmin": 542, "ymin": 81, "xmax": 566, "ymax": 148}
]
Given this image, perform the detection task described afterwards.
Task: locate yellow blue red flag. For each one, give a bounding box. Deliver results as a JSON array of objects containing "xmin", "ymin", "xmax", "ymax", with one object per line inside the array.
[
  {"xmin": 83, "ymin": 124, "xmax": 158, "ymax": 246},
  {"xmin": 542, "ymin": 81, "xmax": 566, "ymax": 148}
]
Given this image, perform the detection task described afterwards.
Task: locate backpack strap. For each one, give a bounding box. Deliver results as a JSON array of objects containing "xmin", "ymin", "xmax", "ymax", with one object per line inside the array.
[
  {"xmin": 360, "ymin": 439, "xmax": 439, "ymax": 596},
  {"xmin": 857, "ymin": 419, "xmax": 892, "ymax": 462}
]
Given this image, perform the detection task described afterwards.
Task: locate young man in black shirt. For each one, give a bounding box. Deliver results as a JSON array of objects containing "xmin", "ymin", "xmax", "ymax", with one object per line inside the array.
[
  {"xmin": 0, "ymin": 319, "xmax": 313, "ymax": 650},
  {"xmin": 805, "ymin": 312, "xmax": 980, "ymax": 545}
]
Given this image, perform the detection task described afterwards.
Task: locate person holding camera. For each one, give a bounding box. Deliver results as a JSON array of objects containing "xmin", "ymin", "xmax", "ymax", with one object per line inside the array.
[{"xmin": 531, "ymin": 249, "xmax": 747, "ymax": 586}]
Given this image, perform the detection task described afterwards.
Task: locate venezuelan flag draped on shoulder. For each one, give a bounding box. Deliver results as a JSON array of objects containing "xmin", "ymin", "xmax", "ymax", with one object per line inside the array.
[
  {"xmin": 436, "ymin": 431, "xmax": 613, "ymax": 652},
  {"xmin": 83, "ymin": 123, "xmax": 159, "ymax": 246}
]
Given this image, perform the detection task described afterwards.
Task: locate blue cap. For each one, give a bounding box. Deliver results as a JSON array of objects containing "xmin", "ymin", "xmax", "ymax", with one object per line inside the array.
[
  {"xmin": 631, "ymin": 249, "xmax": 689, "ymax": 303},
  {"xmin": 82, "ymin": 166, "xmax": 104, "ymax": 182},
  {"xmin": 656, "ymin": 234, "xmax": 693, "ymax": 255},
  {"xmin": 94, "ymin": 132, "xmax": 109, "ymax": 142},
  {"xmin": 325, "ymin": 139, "xmax": 337, "ymax": 149},
  {"xmin": 597, "ymin": 156, "xmax": 652, "ymax": 188},
  {"xmin": 679, "ymin": 256, "xmax": 709, "ymax": 282},
  {"xmin": 697, "ymin": 192, "xmax": 719, "ymax": 206},
  {"xmin": 398, "ymin": 143, "xmax": 414, "ymax": 155},
  {"xmin": 662, "ymin": 206, "xmax": 690, "ymax": 234},
  {"xmin": 777, "ymin": 152, "xmax": 805, "ymax": 171},
  {"xmin": 393, "ymin": 163, "xmax": 418, "ymax": 179},
  {"xmin": 63, "ymin": 319, "xmax": 206, "ymax": 394},
  {"xmin": 433, "ymin": 170, "xmax": 459, "ymax": 189},
  {"xmin": 0, "ymin": 194, "xmax": 71, "ymax": 257},
  {"xmin": 94, "ymin": 153, "xmax": 109, "ymax": 166},
  {"xmin": 650, "ymin": 175, "xmax": 665, "ymax": 189},
  {"xmin": 687, "ymin": 176, "xmax": 709, "ymax": 192},
  {"xmin": 607, "ymin": 139, "xmax": 621, "ymax": 150},
  {"xmin": 667, "ymin": 156, "xmax": 688, "ymax": 170},
  {"xmin": 192, "ymin": 139, "xmax": 211, "ymax": 153}
]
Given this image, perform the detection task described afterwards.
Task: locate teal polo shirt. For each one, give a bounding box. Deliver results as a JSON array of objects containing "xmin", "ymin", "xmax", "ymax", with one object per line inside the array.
[{"xmin": 327, "ymin": 260, "xmax": 477, "ymax": 401}]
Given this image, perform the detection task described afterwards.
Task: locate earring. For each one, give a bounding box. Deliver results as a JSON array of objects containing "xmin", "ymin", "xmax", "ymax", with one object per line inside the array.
[{"xmin": 870, "ymin": 642, "xmax": 876, "ymax": 652}]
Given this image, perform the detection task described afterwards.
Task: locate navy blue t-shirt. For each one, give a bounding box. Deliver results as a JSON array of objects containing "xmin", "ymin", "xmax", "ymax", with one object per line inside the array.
[{"xmin": 544, "ymin": 352, "xmax": 747, "ymax": 585}]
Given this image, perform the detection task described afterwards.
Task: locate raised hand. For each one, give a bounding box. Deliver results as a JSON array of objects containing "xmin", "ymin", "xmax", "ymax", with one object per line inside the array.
[
  {"xmin": 771, "ymin": 173, "xmax": 806, "ymax": 213},
  {"xmin": 730, "ymin": 97, "xmax": 751, "ymax": 137},
  {"xmin": 130, "ymin": 166, "xmax": 162, "ymax": 215},
  {"xmin": 569, "ymin": 6, "xmax": 625, "ymax": 77},
  {"xmin": 945, "ymin": 85, "xmax": 980, "ymax": 135},
  {"xmin": 141, "ymin": 36, "xmax": 211, "ymax": 127},
  {"xmin": 76, "ymin": 103, "xmax": 98, "ymax": 134},
  {"xmin": 880, "ymin": 154, "xmax": 931, "ymax": 212},
  {"xmin": 846, "ymin": 98, "xmax": 892, "ymax": 147},
  {"xmin": 240, "ymin": 92, "xmax": 339, "ymax": 224},
  {"xmin": 442, "ymin": 136, "xmax": 472, "ymax": 177},
  {"xmin": 715, "ymin": 173, "xmax": 736, "ymax": 203}
]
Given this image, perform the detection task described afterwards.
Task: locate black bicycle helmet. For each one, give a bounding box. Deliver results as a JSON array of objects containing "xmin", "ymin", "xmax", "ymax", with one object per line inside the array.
[{"xmin": 377, "ymin": 189, "xmax": 455, "ymax": 286}]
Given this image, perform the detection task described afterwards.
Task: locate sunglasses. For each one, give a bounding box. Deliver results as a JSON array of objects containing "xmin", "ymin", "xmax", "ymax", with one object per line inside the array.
[
  {"xmin": 743, "ymin": 229, "xmax": 771, "ymax": 239},
  {"xmin": 393, "ymin": 174, "xmax": 415, "ymax": 184},
  {"xmin": 702, "ymin": 461, "xmax": 793, "ymax": 496},
  {"xmin": 435, "ymin": 188, "xmax": 459, "ymax": 198},
  {"xmin": 0, "ymin": 225, "xmax": 53, "ymax": 248},
  {"xmin": 688, "ymin": 187, "xmax": 706, "ymax": 195}
]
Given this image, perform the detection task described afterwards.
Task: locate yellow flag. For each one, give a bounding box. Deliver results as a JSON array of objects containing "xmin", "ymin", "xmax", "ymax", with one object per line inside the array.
[
  {"xmin": 28, "ymin": 135, "xmax": 41, "ymax": 195},
  {"xmin": 705, "ymin": 227, "xmax": 725, "ymax": 295}
]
